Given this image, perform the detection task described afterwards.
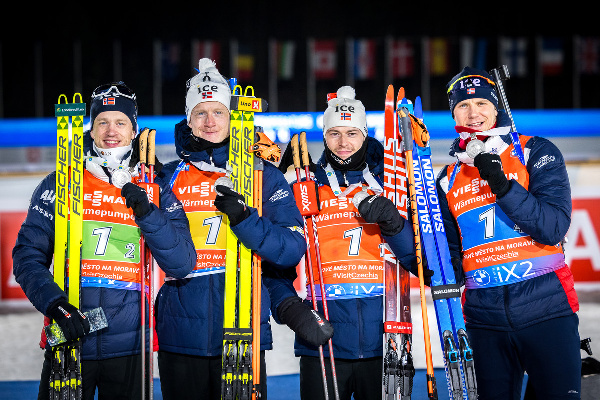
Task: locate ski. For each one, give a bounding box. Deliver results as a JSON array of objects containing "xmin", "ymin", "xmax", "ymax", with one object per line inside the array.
[
  {"xmin": 382, "ymin": 85, "xmax": 414, "ymax": 400},
  {"xmin": 398, "ymin": 95, "xmax": 477, "ymax": 400},
  {"xmin": 138, "ymin": 128, "xmax": 159, "ymax": 400},
  {"xmin": 397, "ymin": 98, "xmax": 438, "ymax": 400},
  {"xmin": 52, "ymin": 94, "xmax": 86, "ymax": 400},
  {"xmin": 222, "ymin": 82, "xmax": 265, "ymax": 400}
]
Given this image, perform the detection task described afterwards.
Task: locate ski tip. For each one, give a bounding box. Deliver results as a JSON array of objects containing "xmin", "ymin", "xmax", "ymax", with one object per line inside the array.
[
  {"xmin": 397, "ymin": 87, "xmax": 405, "ymax": 103},
  {"xmin": 415, "ymin": 96, "xmax": 423, "ymax": 119}
]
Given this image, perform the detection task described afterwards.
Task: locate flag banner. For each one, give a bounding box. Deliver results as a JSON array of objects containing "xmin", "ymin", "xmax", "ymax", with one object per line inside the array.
[
  {"xmin": 388, "ymin": 39, "xmax": 414, "ymax": 78},
  {"xmin": 428, "ymin": 37, "xmax": 450, "ymax": 76},
  {"xmin": 234, "ymin": 42, "xmax": 255, "ymax": 81},
  {"xmin": 277, "ymin": 41, "xmax": 296, "ymax": 79},
  {"xmin": 540, "ymin": 38, "xmax": 564, "ymax": 76},
  {"xmin": 161, "ymin": 41, "xmax": 181, "ymax": 81},
  {"xmin": 499, "ymin": 37, "xmax": 528, "ymax": 77},
  {"xmin": 579, "ymin": 37, "xmax": 600, "ymax": 74},
  {"xmin": 460, "ymin": 37, "xmax": 487, "ymax": 71},
  {"xmin": 312, "ymin": 40, "xmax": 337, "ymax": 79},
  {"xmin": 192, "ymin": 40, "xmax": 221, "ymax": 71},
  {"xmin": 354, "ymin": 39, "xmax": 376, "ymax": 79}
]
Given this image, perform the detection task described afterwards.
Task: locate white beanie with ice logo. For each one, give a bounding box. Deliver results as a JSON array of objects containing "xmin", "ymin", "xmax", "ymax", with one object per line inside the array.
[
  {"xmin": 322, "ymin": 86, "xmax": 368, "ymax": 137},
  {"xmin": 185, "ymin": 58, "xmax": 231, "ymax": 121}
]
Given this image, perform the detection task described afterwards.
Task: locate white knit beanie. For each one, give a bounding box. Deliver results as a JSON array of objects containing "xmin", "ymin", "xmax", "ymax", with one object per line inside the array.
[
  {"xmin": 322, "ymin": 86, "xmax": 368, "ymax": 137},
  {"xmin": 185, "ymin": 58, "xmax": 231, "ymax": 121}
]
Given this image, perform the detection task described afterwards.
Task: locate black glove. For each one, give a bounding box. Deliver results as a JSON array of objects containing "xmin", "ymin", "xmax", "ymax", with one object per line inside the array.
[
  {"xmin": 277, "ymin": 296, "xmax": 333, "ymax": 347},
  {"xmin": 474, "ymin": 153, "xmax": 510, "ymax": 197},
  {"xmin": 214, "ymin": 185, "xmax": 251, "ymax": 226},
  {"xmin": 121, "ymin": 182, "xmax": 152, "ymax": 217},
  {"xmin": 418, "ymin": 255, "xmax": 435, "ymax": 286},
  {"xmin": 47, "ymin": 299, "xmax": 90, "ymax": 343},
  {"xmin": 355, "ymin": 194, "xmax": 405, "ymax": 236},
  {"xmin": 128, "ymin": 130, "xmax": 163, "ymax": 174}
]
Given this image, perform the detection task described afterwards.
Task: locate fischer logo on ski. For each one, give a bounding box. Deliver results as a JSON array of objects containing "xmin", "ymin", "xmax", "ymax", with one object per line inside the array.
[{"xmin": 51, "ymin": 94, "xmax": 86, "ymax": 400}]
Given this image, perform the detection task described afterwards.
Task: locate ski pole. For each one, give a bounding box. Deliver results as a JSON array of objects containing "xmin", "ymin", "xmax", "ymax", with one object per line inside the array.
[
  {"xmin": 138, "ymin": 127, "xmax": 149, "ymax": 400},
  {"xmin": 299, "ymin": 131, "xmax": 341, "ymax": 400},
  {"xmin": 489, "ymin": 65, "xmax": 526, "ymax": 166},
  {"xmin": 147, "ymin": 128, "xmax": 156, "ymax": 400},
  {"xmin": 252, "ymin": 128, "xmax": 264, "ymax": 400},
  {"xmin": 398, "ymin": 108, "xmax": 438, "ymax": 400},
  {"xmin": 290, "ymin": 134, "xmax": 331, "ymax": 400}
]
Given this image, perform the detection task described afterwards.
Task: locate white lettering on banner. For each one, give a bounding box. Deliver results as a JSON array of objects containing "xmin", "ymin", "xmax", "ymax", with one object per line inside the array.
[
  {"xmin": 565, "ymin": 209, "xmax": 600, "ymax": 270},
  {"xmin": 177, "ymin": 182, "xmax": 213, "ymax": 197}
]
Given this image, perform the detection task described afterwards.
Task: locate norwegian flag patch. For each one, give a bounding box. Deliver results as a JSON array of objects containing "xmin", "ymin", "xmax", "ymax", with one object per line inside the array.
[
  {"xmin": 202, "ymin": 91, "xmax": 213, "ymax": 99},
  {"xmin": 103, "ymin": 97, "xmax": 116, "ymax": 105},
  {"xmin": 341, "ymin": 112, "xmax": 351, "ymax": 120},
  {"xmin": 467, "ymin": 88, "xmax": 475, "ymax": 94}
]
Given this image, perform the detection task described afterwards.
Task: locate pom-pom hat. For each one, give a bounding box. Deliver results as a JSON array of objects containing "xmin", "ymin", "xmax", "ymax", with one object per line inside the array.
[
  {"xmin": 446, "ymin": 66, "xmax": 499, "ymax": 116},
  {"xmin": 322, "ymin": 86, "xmax": 368, "ymax": 137},
  {"xmin": 185, "ymin": 58, "xmax": 231, "ymax": 121}
]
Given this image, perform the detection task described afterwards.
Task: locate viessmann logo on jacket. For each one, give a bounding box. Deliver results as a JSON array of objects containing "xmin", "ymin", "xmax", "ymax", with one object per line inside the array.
[
  {"xmin": 79, "ymin": 171, "xmax": 145, "ymax": 291},
  {"xmin": 446, "ymin": 136, "xmax": 565, "ymax": 289},
  {"xmin": 169, "ymin": 165, "xmax": 227, "ymax": 278},
  {"xmin": 305, "ymin": 185, "xmax": 386, "ymax": 301}
]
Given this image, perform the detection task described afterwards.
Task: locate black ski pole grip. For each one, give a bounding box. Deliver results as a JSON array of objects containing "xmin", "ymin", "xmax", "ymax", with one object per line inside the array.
[
  {"xmin": 490, "ymin": 65, "xmax": 517, "ymax": 132},
  {"xmin": 398, "ymin": 107, "xmax": 413, "ymax": 152}
]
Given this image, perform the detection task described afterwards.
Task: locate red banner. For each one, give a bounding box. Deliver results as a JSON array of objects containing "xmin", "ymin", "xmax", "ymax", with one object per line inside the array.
[{"xmin": 1, "ymin": 212, "xmax": 27, "ymax": 300}]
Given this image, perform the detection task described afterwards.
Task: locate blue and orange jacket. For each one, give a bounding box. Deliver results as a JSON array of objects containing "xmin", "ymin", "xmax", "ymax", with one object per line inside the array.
[
  {"xmin": 436, "ymin": 111, "xmax": 578, "ymax": 331},
  {"xmin": 155, "ymin": 119, "xmax": 306, "ymax": 356}
]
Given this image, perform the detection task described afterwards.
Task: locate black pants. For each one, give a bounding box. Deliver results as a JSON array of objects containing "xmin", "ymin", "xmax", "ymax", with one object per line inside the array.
[
  {"xmin": 158, "ymin": 350, "xmax": 267, "ymax": 400},
  {"xmin": 300, "ymin": 355, "xmax": 382, "ymax": 400},
  {"xmin": 39, "ymin": 349, "xmax": 146, "ymax": 400}
]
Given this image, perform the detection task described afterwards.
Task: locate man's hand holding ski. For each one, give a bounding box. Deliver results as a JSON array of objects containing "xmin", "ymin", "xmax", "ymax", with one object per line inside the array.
[
  {"xmin": 214, "ymin": 177, "xmax": 252, "ymax": 226},
  {"xmin": 47, "ymin": 299, "xmax": 90, "ymax": 343}
]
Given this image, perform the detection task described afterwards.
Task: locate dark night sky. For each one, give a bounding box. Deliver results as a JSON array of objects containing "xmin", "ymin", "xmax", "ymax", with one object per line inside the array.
[{"xmin": 2, "ymin": 4, "xmax": 597, "ymax": 117}]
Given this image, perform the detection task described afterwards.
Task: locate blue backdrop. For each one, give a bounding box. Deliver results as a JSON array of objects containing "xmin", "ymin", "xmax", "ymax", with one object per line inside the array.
[{"xmin": 1, "ymin": 109, "xmax": 599, "ymax": 147}]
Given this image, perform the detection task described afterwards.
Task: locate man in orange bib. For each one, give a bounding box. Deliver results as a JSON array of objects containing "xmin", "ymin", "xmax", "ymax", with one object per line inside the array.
[
  {"xmin": 278, "ymin": 86, "xmax": 419, "ymax": 400},
  {"xmin": 436, "ymin": 67, "xmax": 580, "ymax": 399},
  {"xmin": 12, "ymin": 82, "xmax": 197, "ymax": 399}
]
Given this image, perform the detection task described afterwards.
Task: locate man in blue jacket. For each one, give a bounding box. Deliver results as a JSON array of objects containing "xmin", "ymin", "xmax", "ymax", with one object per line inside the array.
[
  {"xmin": 436, "ymin": 67, "xmax": 580, "ymax": 399},
  {"xmin": 278, "ymin": 86, "xmax": 418, "ymax": 400},
  {"xmin": 155, "ymin": 58, "xmax": 331, "ymax": 400},
  {"xmin": 12, "ymin": 82, "xmax": 197, "ymax": 399}
]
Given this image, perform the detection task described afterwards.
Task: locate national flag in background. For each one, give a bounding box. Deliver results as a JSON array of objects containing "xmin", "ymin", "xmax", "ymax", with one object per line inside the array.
[
  {"xmin": 460, "ymin": 37, "xmax": 487, "ymax": 71},
  {"xmin": 353, "ymin": 39, "xmax": 376, "ymax": 79},
  {"xmin": 276, "ymin": 41, "xmax": 296, "ymax": 79},
  {"xmin": 539, "ymin": 38, "xmax": 564, "ymax": 76},
  {"xmin": 232, "ymin": 41, "xmax": 255, "ymax": 81},
  {"xmin": 191, "ymin": 40, "xmax": 221, "ymax": 71},
  {"xmin": 312, "ymin": 40, "xmax": 337, "ymax": 79},
  {"xmin": 428, "ymin": 37, "xmax": 450, "ymax": 76},
  {"xmin": 499, "ymin": 37, "xmax": 528, "ymax": 77},
  {"xmin": 387, "ymin": 38, "xmax": 414, "ymax": 78},
  {"xmin": 161, "ymin": 41, "xmax": 181, "ymax": 81},
  {"xmin": 579, "ymin": 37, "xmax": 600, "ymax": 74}
]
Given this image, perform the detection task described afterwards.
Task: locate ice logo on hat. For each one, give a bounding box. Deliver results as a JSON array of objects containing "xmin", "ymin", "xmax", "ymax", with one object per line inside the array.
[
  {"xmin": 185, "ymin": 58, "xmax": 232, "ymax": 121},
  {"xmin": 322, "ymin": 86, "xmax": 368, "ymax": 137}
]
